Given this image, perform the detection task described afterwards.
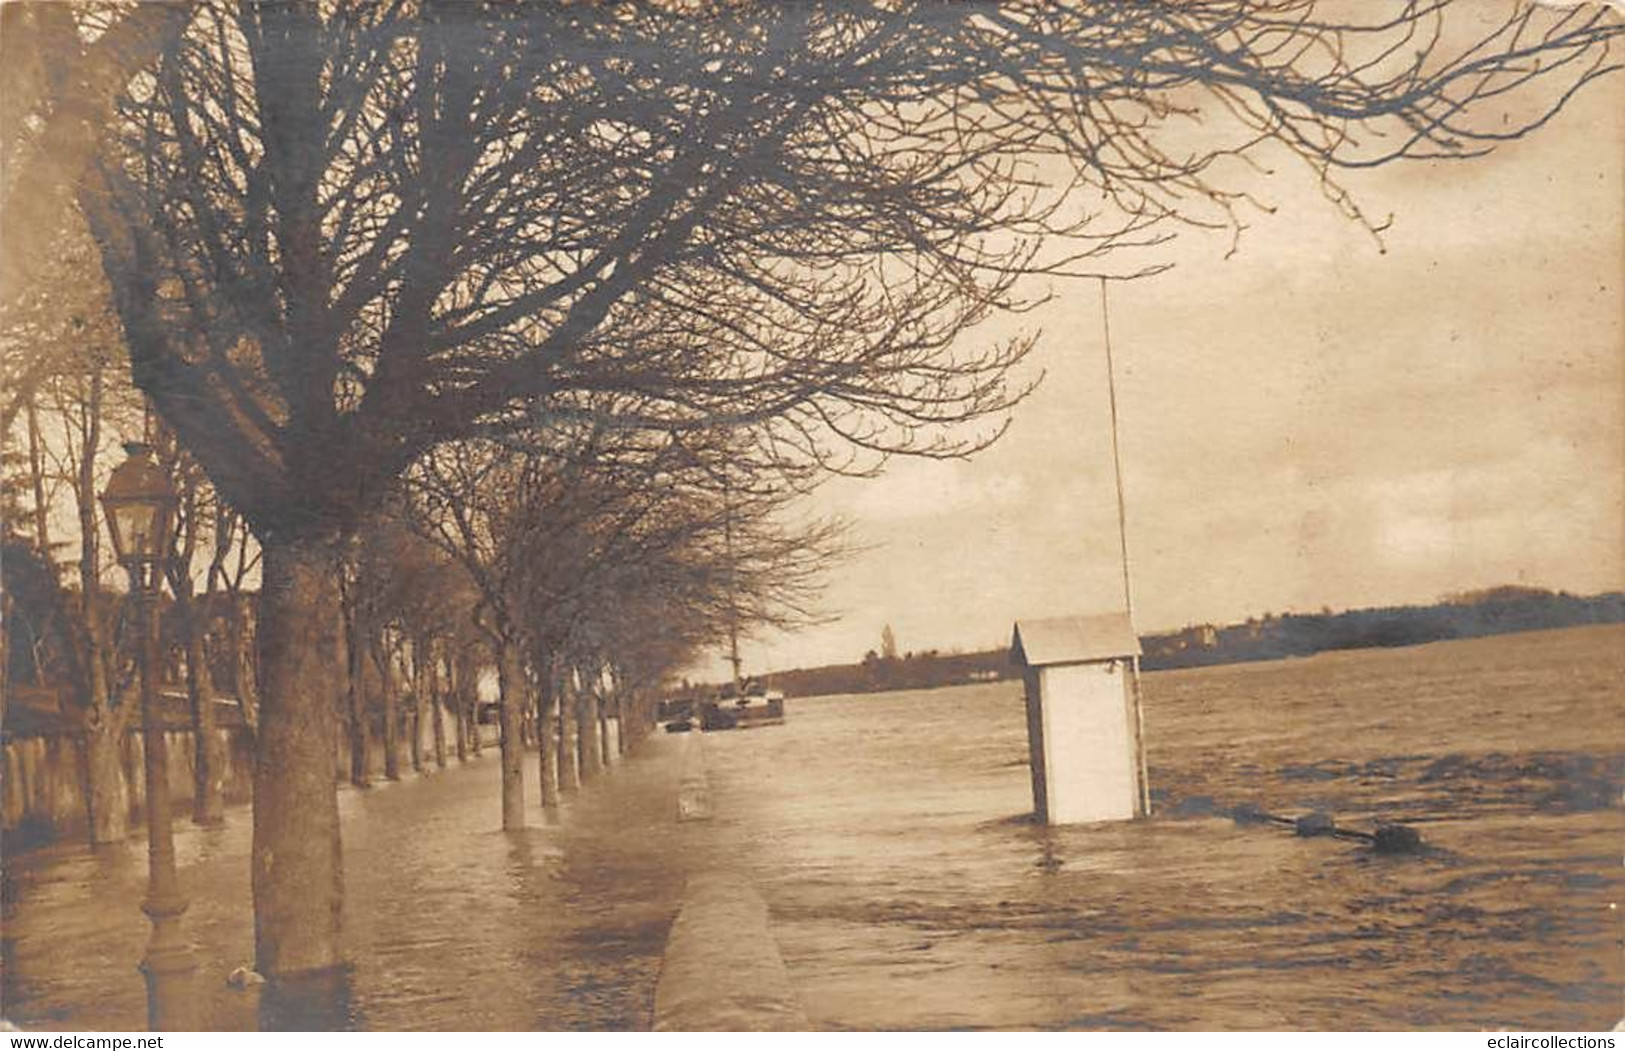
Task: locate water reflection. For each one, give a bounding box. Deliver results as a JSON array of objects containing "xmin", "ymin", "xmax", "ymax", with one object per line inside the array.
[
  {"xmin": 4, "ymin": 742, "xmax": 688, "ymax": 1031},
  {"xmin": 259, "ymin": 967, "xmax": 358, "ymax": 1032}
]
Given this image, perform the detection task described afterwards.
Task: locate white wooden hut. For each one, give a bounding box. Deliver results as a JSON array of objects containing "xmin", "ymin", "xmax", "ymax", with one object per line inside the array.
[{"xmin": 1011, "ymin": 612, "xmax": 1147, "ymax": 824}]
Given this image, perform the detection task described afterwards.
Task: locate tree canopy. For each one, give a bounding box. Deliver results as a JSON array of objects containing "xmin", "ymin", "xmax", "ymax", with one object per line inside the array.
[{"xmin": 75, "ymin": 1, "xmax": 1621, "ymax": 540}]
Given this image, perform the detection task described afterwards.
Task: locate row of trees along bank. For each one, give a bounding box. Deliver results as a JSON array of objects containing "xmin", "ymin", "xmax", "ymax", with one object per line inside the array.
[
  {"xmin": 0, "ymin": 259, "xmax": 837, "ymax": 819},
  {"xmin": 3, "ymin": 0, "xmax": 1619, "ymax": 990}
]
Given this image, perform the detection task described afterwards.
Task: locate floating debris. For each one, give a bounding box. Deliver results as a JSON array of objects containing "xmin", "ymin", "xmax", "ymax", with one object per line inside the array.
[
  {"xmin": 1372, "ymin": 823, "xmax": 1425, "ymax": 855},
  {"xmin": 1294, "ymin": 811, "xmax": 1337, "ymax": 838},
  {"xmin": 1228, "ymin": 803, "xmax": 1425, "ymax": 855},
  {"xmin": 226, "ymin": 966, "xmax": 266, "ymax": 989}
]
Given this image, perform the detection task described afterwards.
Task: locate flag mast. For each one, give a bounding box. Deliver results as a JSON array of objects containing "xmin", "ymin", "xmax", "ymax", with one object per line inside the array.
[{"xmin": 1099, "ymin": 277, "xmax": 1152, "ymax": 817}]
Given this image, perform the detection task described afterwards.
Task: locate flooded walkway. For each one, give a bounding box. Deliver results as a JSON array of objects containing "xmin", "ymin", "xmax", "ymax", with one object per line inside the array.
[{"xmin": 3, "ymin": 736, "xmax": 697, "ymax": 1031}]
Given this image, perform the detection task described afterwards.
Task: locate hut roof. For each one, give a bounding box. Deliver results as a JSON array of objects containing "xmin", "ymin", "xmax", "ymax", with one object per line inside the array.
[{"xmin": 1011, "ymin": 612, "xmax": 1141, "ymax": 667}]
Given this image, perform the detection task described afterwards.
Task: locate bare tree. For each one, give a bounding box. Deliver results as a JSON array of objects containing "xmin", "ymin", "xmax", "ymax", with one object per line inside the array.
[
  {"xmin": 338, "ymin": 517, "xmax": 469, "ymax": 785},
  {"xmin": 206, "ymin": 497, "xmax": 260, "ymax": 735},
  {"xmin": 0, "ymin": 2, "xmax": 195, "ymax": 314},
  {"xmin": 154, "ymin": 426, "xmax": 230, "ymax": 826},
  {"xmin": 335, "ymin": 550, "xmax": 372, "ymax": 789},
  {"xmin": 3, "ymin": 317, "xmax": 146, "ymax": 843},
  {"xmin": 60, "ymin": 0, "xmax": 1621, "ymax": 976},
  {"xmin": 503, "ymin": 428, "xmax": 845, "ymax": 777},
  {"xmin": 376, "ymin": 527, "xmax": 474, "ymax": 774},
  {"xmin": 406, "ymin": 443, "xmax": 547, "ymax": 828}
]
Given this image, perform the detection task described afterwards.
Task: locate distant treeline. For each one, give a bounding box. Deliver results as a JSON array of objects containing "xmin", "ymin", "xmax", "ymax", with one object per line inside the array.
[
  {"xmin": 760, "ymin": 647, "xmax": 1008, "ymax": 699},
  {"xmin": 733, "ymin": 587, "xmax": 1625, "ymax": 699},
  {"xmin": 1139, "ymin": 586, "xmax": 1624, "ymax": 670}
]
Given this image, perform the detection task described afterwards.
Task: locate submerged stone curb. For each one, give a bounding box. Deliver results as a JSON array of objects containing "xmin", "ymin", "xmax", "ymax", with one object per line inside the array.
[
  {"xmin": 676, "ymin": 733, "xmax": 712, "ymax": 821},
  {"xmin": 652, "ymin": 870, "xmax": 810, "ymax": 1032}
]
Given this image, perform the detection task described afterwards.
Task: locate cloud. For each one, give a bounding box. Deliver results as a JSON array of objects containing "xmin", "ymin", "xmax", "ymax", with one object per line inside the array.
[
  {"xmin": 743, "ymin": 58, "xmax": 1623, "ymax": 673},
  {"xmin": 847, "ymin": 457, "xmax": 1027, "ymax": 522}
]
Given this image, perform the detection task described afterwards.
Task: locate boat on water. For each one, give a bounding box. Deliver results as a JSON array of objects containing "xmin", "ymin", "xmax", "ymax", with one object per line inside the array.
[
  {"xmin": 657, "ymin": 696, "xmax": 697, "ymax": 733},
  {"xmin": 675, "ymin": 499, "xmax": 786, "ymax": 732},
  {"xmin": 700, "ymin": 678, "xmax": 786, "ymax": 731}
]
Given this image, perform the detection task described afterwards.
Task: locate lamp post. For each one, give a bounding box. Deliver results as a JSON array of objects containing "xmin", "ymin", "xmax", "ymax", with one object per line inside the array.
[{"xmin": 101, "ymin": 440, "xmax": 197, "ymax": 1031}]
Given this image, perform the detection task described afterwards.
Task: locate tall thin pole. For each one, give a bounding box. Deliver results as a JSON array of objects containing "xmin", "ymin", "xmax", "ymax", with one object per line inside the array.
[{"xmin": 1099, "ymin": 277, "xmax": 1152, "ymax": 817}]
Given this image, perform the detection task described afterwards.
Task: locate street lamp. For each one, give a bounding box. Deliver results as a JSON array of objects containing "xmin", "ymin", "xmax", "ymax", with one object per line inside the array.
[{"xmin": 101, "ymin": 440, "xmax": 197, "ymax": 1031}]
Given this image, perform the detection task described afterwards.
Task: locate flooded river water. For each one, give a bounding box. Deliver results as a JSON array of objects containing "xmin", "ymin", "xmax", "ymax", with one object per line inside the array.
[
  {"xmin": 701, "ymin": 625, "xmax": 1624, "ymax": 1030},
  {"xmin": 3, "ymin": 625, "xmax": 1621, "ymax": 1030}
]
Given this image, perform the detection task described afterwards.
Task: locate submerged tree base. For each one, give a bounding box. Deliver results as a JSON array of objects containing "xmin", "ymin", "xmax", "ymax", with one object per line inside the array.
[{"xmin": 252, "ymin": 534, "xmax": 345, "ymax": 978}]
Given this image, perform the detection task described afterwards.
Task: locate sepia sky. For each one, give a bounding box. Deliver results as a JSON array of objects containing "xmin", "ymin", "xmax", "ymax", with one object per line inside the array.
[{"xmin": 725, "ymin": 50, "xmax": 1624, "ymax": 678}]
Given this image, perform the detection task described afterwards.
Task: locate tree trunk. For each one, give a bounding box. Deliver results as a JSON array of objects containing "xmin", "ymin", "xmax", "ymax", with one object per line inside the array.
[
  {"xmin": 556, "ymin": 680, "xmax": 577, "ymax": 792},
  {"xmin": 618, "ymin": 686, "xmax": 634, "ymax": 754},
  {"xmin": 343, "ymin": 588, "xmax": 370, "ymax": 788},
  {"xmin": 228, "ymin": 596, "xmax": 259, "ymax": 734},
  {"xmin": 25, "ymin": 397, "xmax": 51, "ymax": 553},
  {"xmin": 83, "ymin": 715, "xmax": 128, "ymax": 844},
  {"xmin": 0, "ymin": 586, "xmax": 10, "ymax": 740},
  {"xmin": 72, "ymin": 370, "xmax": 126, "ymax": 845},
  {"xmin": 537, "ymin": 670, "xmax": 558, "ymax": 808},
  {"xmin": 429, "ymin": 644, "xmax": 447, "ymax": 769},
  {"xmin": 494, "ymin": 638, "xmax": 525, "ymax": 830},
  {"xmin": 184, "ymin": 596, "xmax": 224, "ymax": 825},
  {"xmin": 374, "ymin": 638, "xmax": 401, "ymax": 781},
  {"xmin": 251, "ymin": 532, "xmax": 345, "ymax": 978},
  {"xmin": 577, "ymin": 689, "xmax": 600, "ymax": 782},
  {"xmin": 599, "ymin": 695, "xmax": 613, "ymax": 767},
  {"xmin": 407, "ymin": 648, "xmax": 424, "ymax": 774},
  {"xmin": 448, "ymin": 653, "xmax": 467, "ymax": 763},
  {"xmin": 619, "ymin": 694, "xmax": 636, "ymax": 753},
  {"xmin": 458, "ymin": 647, "xmax": 481, "ymax": 757}
]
